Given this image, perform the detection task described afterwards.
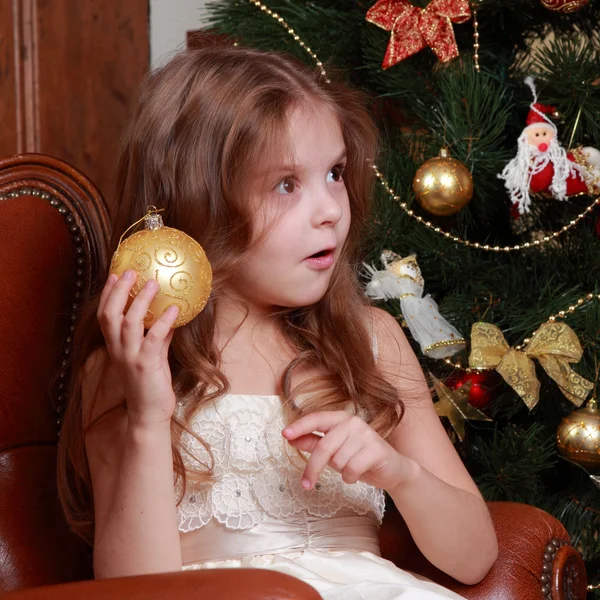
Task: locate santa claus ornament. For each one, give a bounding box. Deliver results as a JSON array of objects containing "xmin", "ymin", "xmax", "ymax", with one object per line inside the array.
[{"xmin": 498, "ymin": 77, "xmax": 600, "ymax": 214}]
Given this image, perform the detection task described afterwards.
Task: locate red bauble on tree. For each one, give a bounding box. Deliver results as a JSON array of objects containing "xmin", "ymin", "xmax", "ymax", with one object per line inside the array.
[
  {"xmin": 446, "ymin": 371, "xmax": 500, "ymax": 410},
  {"xmin": 540, "ymin": 0, "xmax": 589, "ymax": 13}
]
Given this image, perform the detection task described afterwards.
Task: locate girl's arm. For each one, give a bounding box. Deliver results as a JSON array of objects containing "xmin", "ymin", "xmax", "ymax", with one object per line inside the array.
[
  {"xmin": 282, "ymin": 305, "xmax": 497, "ymax": 584},
  {"xmin": 83, "ymin": 350, "xmax": 182, "ymax": 579},
  {"xmin": 83, "ymin": 271, "xmax": 183, "ymax": 578},
  {"xmin": 374, "ymin": 307, "xmax": 498, "ymax": 585}
]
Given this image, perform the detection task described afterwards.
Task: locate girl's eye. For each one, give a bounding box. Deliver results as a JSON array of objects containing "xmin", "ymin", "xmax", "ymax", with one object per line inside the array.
[
  {"xmin": 275, "ymin": 177, "xmax": 296, "ymax": 195},
  {"xmin": 328, "ymin": 165, "xmax": 346, "ymax": 183},
  {"xmin": 274, "ymin": 165, "xmax": 345, "ymax": 195}
]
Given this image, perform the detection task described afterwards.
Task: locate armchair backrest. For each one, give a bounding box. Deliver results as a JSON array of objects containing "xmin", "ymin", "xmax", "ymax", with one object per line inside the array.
[{"xmin": 0, "ymin": 154, "xmax": 110, "ymax": 592}]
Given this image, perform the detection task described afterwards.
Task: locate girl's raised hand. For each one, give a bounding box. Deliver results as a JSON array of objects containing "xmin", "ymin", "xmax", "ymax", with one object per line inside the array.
[
  {"xmin": 97, "ymin": 269, "xmax": 180, "ymax": 428},
  {"xmin": 282, "ymin": 412, "xmax": 417, "ymax": 493}
]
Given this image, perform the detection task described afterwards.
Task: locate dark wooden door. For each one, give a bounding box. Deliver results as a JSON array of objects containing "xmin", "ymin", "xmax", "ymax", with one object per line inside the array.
[{"xmin": 0, "ymin": 0, "xmax": 149, "ymax": 199}]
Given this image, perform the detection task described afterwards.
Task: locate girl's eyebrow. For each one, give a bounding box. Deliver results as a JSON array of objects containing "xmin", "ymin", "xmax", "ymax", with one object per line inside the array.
[{"xmin": 264, "ymin": 150, "xmax": 347, "ymax": 176}]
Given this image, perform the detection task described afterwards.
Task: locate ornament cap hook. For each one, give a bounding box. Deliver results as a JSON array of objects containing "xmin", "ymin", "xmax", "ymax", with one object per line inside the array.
[
  {"xmin": 439, "ymin": 147, "xmax": 450, "ymax": 158},
  {"xmin": 144, "ymin": 212, "xmax": 164, "ymax": 230},
  {"xmin": 117, "ymin": 206, "xmax": 166, "ymax": 248}
]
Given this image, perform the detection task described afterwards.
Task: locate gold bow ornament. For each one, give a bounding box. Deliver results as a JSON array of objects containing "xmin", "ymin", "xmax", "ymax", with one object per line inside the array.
[{"xmin": 469, "ymin": 322, "xmax": 593, "ymax": 410}]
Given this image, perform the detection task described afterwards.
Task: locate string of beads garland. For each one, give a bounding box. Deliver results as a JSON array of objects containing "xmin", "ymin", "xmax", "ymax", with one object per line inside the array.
[
  {"xmin": 374, "ymin": 165, "xmax": 600, "ymax": 252},
  {"xmin": 442, "ymin": 292, "xmax": 600, "ymax": 373},
  {"xmin": 247, "ymin": 0, "xmax": 330, "ymax": 83},
  {"xmin": 471, "ymin": 0, "xmax": 481, "ymax": 72},
  {"xmin": 245, "ymin": 0, "xmax": 600, "ymax": 253}
]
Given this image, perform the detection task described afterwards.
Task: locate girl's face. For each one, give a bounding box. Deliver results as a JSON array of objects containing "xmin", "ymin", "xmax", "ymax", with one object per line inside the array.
[{"xmin": 232, "ymin": 104, "xmax": 351, "ymax": 310}]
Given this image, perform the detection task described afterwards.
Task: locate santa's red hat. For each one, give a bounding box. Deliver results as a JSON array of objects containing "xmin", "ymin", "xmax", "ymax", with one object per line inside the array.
[
  {"xmin": 523, "ymin": 78, "xmax": 557, "ymax": 132},
  {"xmin": 526, "ymin": 103, "xmax": 556, "ymax": 127}
]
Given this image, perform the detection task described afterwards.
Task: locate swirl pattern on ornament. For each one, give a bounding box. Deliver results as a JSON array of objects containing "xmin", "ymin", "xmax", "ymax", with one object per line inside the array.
[
  {"xmin": 169, "ymin": 271, "xmax": 193, "ymax": 294},
  {"xmin": 132, "ymin": 251, "xmax": 153, "ymax": 272},
  {"xmin": 155, "ymin": 245, "xmax": 187, "ymax": 268}
]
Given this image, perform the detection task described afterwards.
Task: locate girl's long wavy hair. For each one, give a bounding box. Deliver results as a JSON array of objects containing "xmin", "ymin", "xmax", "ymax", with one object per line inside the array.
[{"xmin": 57, "ymin": 44, "xmax": 405, "ymax": 545}]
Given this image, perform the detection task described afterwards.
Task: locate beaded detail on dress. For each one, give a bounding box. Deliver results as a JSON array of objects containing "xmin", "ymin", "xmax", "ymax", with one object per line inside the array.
[{"xmin": 174, "ymin": 394, "xmax": 386, "ymax": 533}]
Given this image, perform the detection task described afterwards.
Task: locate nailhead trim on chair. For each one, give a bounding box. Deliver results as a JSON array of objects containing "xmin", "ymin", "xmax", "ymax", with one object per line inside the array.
[
  {"xmin": 0, "ymin": 186, "xmax": 88, "ymax": 440},
  {"xmin": 541, "ymin": 537, "xmax": 567, "ymax": 599}
]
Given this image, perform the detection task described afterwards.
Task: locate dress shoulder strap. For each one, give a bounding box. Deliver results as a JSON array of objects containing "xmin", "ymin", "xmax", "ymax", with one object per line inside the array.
[
  {"xmin": 370, "ymin": 317, "xmax": 378, "ymax": 363},
  {"xmin": 372, "ymin": 333, "xmax": 378, "ymax": 362}
]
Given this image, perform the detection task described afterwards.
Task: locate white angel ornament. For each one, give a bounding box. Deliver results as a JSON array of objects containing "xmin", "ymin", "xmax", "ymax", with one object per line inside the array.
[{"xmin": 364, "ymin": 250, "xmax": 466, "ymax": 359}]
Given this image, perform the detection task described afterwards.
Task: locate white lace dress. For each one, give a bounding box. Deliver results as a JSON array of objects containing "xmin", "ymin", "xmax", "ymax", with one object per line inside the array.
[{"xmin": 173, "ymin": 393, "xmax": 466, "ymax": 599}]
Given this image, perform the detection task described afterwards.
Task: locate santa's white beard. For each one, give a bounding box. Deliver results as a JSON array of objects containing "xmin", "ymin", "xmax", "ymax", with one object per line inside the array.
[{"xmin": 498, "ymin": 133, "xmax": 585, "ymax": 214}]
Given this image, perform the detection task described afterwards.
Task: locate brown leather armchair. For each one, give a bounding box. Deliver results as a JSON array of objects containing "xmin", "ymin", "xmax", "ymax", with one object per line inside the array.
[{"xmin": 0, "ymin": 154, "xmax": 588, "ymax": 600}]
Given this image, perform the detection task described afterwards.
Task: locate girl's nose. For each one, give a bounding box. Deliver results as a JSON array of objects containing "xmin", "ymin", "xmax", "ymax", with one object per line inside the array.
[{"xmin": 314, "ymin": 192, "xmax": 343, "ymax": 227}]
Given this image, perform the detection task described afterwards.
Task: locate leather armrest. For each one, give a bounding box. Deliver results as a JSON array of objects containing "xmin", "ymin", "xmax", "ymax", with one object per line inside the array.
[
  {"xmin": 380, "ymin": 501, "xmax": 588, "ymax": 600},
  {"xmin": 2, "ymin": 569, "xmax": 323, "ymax": 600}
]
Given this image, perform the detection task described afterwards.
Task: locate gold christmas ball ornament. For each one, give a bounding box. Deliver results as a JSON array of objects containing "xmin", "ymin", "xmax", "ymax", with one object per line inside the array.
[
  {"xmin": 412, "ymin": 148, "xmax": 474, "ymax": 217},
  {"xmin": 540, "ymin": 0, "xmax": 589, "ymax": 13},
  {"xmin": 556, "ymin": 398, "xmax": 600, "ymax": 475},
  {"xmin": 109, "ymin": 208, "xmax": 212, "ymax": 329}
]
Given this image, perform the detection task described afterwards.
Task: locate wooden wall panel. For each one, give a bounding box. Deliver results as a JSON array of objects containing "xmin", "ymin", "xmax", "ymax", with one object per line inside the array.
[
  {"xmin": 0, "ymin": 0, "xmax": 149, "ymax": 200},
  {"xmin": 0, "ymin": 1, "xmax": 19, "ymax": 155},
  {"xmin": 36, "ymin": 0, "xmax": 149, "ymax": 199}
]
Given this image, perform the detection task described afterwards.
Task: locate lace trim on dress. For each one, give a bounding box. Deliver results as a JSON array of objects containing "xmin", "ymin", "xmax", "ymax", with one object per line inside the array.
[{"xmin": 174, "ymin": 395, "xmax": 386, "ymax": 533}]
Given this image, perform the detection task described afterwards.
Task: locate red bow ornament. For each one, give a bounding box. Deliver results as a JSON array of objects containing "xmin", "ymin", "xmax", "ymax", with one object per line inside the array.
[{"xmin": 366, "ymin": 0, "xmax": 471, "ymax": 69}]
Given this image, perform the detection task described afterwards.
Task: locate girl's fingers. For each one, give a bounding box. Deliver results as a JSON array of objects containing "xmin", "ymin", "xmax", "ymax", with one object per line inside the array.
[
  {"xmin": 340, "ymin": 450, "xmax": 373, "ymax": 485},
  {"xmin": 328, "ymin": 439, "xmax": 364, "ymax": 475},
  {"xmin": 161, "ymin": 329, "xmax": 175, "ymax": 361},
  {"xmin": 140, "ymin": 304, "xmax": 180, "ymax": 356},
  {"xmin": 282, "ymin": 411, "xmax": 348, "ymax": 440},
  {"xmin": 289, "ymin": 433, "xmax": 365, "ymax": 484},
  {"xmin": 98, "ymin": 270, "xmax": 138, "ymax": 347},
  {"xmin": 121, "ymin": 279, "xmax": 161, "ymax": 353},
  {"xmin": 300, "ymin": 427, "xmax": 348, "ymax": 490},
  {"xmin": 97, "ymin": 273, "xmax": 119, "ymax": 315},
  {"xmin": 286, "ymin": 432, "xmax": 322, "ymax": 453}
]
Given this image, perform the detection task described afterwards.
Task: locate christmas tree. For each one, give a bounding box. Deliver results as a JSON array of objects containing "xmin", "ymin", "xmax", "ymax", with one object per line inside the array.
[{"xmin": 204, "ymin": 0, "xmax": 600, "ymax": 590}]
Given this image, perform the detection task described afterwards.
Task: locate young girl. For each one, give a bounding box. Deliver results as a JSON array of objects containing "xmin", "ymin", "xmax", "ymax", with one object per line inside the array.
[{"xmin": 58, "ymin": 45, "xmax": 497, "ymax": 599}]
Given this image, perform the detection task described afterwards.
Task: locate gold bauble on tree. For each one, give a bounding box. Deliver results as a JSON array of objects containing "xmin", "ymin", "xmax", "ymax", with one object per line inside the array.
[
  {"xmin": 110, "ymin": 209, "xmax": 212, "ymax": 329},
  {"xmin": 412, "ymin": 148, "xmax": 474, "ymax": 217},
  {"xmin": 556, "ymin": 398, "xmax": 600, "ymax": 475},
  {"xmin": 540, "ymin": 0, "xmax": 589, "ymax": 13}
]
